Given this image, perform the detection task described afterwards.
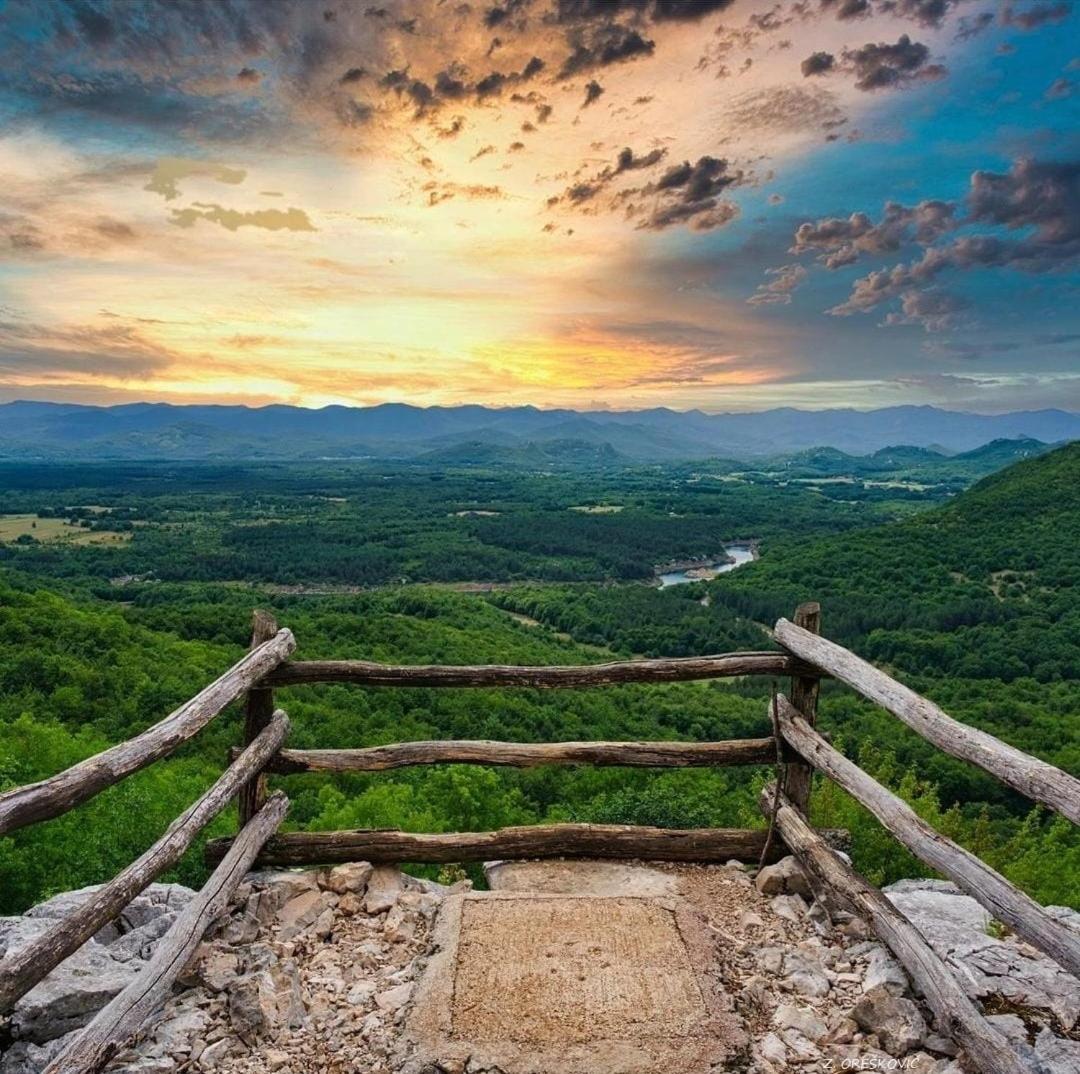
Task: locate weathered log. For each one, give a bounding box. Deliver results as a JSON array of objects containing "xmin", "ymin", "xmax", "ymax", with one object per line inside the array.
[
  {"xmin": 263, "ymin": 650, "xmax": 805, "ymax": 688},
  {"xmin": 757, "ymin": 784, "xmax": 1032, "ymax": 1074},
  {"xmin": 238, "ymin": 610, "xmax": 279, "ymax": 826},
  {"xmin": 237, "ymin": 736, "xmax": 780, "ymax": 774},
  {"xmin": 782, "ymin": 602, "xmax": 821, "ymax": 814},
  {"xmin": 774, "ymin": 695, "xmax": 1080, "ymax": 980},
  {"xmin": 44, "ymin": 792, "xmax": 290, "ymax": 1074},
  {"xmin": 0, "ymin": 711, "xmax": 290, "ymax": 1014},
  {"xmin": 206, "ymin": 821, "xmax": 846, "ymax": 867},
  {"xmin": 774, "ymin": 617, "xmax": 1080, "ymax": 826},
  {"xmin": 0, "ymin": 629, "xmax": 296, "ymax": 837}
]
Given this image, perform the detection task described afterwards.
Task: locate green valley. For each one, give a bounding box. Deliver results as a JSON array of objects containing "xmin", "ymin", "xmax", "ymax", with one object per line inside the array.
[{"xmin": 0, "ymin": 442, "xmax": 1077, "ymax": 914}]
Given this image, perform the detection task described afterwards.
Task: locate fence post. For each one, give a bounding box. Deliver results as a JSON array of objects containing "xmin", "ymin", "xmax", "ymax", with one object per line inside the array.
[
  {"xmin": 237, "ymin": 610, "xmax": 278, "ymax": 827},
  {"xmin": 782, "ymin": 601, "xmax": 821, "ymax": 814}
]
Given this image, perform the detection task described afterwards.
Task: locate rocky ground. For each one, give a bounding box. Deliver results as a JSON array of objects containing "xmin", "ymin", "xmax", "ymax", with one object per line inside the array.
[{"xmin": 0, "ymin": 858, "xmax": 1077, "ymax": 1074}]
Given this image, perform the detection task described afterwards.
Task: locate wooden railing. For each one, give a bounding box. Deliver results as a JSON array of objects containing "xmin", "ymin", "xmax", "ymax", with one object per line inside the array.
[{"xmin": 0, "ymin": 602, "xmax": 1076, "ymax": 1074}]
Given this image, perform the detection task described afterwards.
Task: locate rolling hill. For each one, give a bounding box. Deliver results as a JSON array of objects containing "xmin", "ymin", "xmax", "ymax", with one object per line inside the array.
[{"xmin": 2, "ymin": 400, "xmax": 1078, "ymax": 461}]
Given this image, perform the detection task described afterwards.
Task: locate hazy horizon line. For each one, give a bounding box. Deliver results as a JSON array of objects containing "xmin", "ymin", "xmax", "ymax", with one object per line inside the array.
[{"xmin": 3, "ymin": 397, "xmax": 1079, "ymax": 419}]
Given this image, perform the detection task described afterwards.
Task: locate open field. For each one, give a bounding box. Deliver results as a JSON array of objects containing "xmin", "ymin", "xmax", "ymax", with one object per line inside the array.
[{"xmin": 0, "ymin": 514, "xmax": 132, "ymax": 546}]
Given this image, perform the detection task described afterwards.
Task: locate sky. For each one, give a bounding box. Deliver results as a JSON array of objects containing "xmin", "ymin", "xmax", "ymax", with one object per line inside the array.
[{"xmin": 0, "ymin": 0, "xmax": 1077, "ymax": 413}]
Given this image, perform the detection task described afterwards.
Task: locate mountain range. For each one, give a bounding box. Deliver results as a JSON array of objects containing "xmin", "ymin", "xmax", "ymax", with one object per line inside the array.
[{"xmin": 2, "ymin": 400, "xmax": 1079, "ymax": 461}]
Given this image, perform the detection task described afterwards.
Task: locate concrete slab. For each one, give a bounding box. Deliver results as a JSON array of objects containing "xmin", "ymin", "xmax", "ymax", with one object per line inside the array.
[
  {"xmin": 484, "ymin": 859, "xmax": 682, "ymax": 897},
  {"xmin": 407, "ymin": 892, "xmax": 746, "ymax": 1074}
]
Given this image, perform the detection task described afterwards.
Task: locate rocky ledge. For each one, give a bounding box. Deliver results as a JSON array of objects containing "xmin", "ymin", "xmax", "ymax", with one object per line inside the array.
[{"xmin": 0, "ymin": 861, "xmax": 1077, "ymax": 1074}]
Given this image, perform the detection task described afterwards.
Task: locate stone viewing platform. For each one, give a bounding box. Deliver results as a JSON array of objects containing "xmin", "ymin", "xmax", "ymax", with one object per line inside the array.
[
  {"xmin": 2, "ymin": 859, "xmax": 1078, "ymax": 1073},
  {"xmin": 1, "ymin": 604, "xmax": 1078, "ymax": 1074}
]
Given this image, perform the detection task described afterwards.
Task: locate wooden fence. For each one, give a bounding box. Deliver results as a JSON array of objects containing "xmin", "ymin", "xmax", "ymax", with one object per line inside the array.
[{"xmin": 0, "ymin": 602, "xmax": 1075, "ymax": 1074}]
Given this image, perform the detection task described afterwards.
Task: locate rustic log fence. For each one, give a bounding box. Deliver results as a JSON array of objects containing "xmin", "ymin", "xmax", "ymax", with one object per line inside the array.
[{"xmin": 0, "ymin": 601, "xmax": 1075, "ymax": 1074}]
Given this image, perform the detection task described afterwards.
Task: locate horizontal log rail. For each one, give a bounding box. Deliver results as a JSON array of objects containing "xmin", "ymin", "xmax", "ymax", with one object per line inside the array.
[
  {"xmin": 235, "ymin": 736, "xmax": 781, "ymax": 774},
  {"xmin": 205, "ymin": 821, "xmax": 849, "ymax": 867},
  {"xmin": 0, "ymin": 629, "xmax": 296, "ymax": 837},
  {"xmin": 263, "ymin": 650, "xmax": 807, "ymax": 688},
  {"xmin": 774, "ymin": 617, "xmax": 1080, "ymax": 826},
  {"xmin": 773, "ymin": 695, "xmax": 1080, "ymax": 979},
  {"xmin": 45, "ymin": 791, "xmax": 290, "ymax": 1074},
  {"xmin": 757, "ymin": 784, "xmax": 1031, "ymax": 1074},
  {"xmin": 0, "ymin": 710, "xmax": 291, "ymax": 1014}
]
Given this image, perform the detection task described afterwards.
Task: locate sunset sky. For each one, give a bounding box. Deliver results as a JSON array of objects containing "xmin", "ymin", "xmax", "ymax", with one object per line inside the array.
[{"xmin": 0, "ymin": 0, "xmax": 1077, "ymax": 412}]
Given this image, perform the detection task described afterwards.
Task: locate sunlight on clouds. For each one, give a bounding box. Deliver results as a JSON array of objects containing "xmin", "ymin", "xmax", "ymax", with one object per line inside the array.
[{"xmin": 1, "ymin": 0, "xmax": 1056, "ymax": 410}]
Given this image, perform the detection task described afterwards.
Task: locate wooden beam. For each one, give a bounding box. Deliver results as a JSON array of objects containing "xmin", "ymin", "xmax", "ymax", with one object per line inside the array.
[
  {"xmin": 238, "ymin": 610, "xmax": 279, "ymax": 827},
  {"xmin": 757, "ymin": 784, "xmax": 1032, "ymax": 1074},
  {"xmin": 237, "ymin": 736, "xmax": 780, "ymax": 774},
  {"xmin": 0, "ymin": 629, "xmax": 296, "ymax": 837},
  {"xmin": 774, "ymin": 617, "xmax": 1080, "ymax": 826},
  {"xmin": 206, "ymin": 821, "xmax": 846, "ymax": 867},
  {"xmin": 774, "ymin": 695, "xmax": 1080, "ymax": 980},
  {"xmin": 782, "ymin": 602, "xmax": 821, "ymax": 814},
  {"xmin": 263, "ymin": 650, "xmax": 804, "ymax": 688},
  {"xmin": 0, "ymin": 711, "xmax": 290, "ymax": 1014},
  {"xmin": 44, "ymin": 792, "xmax": 290, "ymax": 1074}
]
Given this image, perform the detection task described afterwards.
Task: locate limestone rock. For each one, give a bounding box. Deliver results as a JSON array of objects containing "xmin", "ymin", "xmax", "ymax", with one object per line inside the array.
[
  {"xmin": 862, "ymin": 944, "xmax": 909, "ymax": 995},
  {"xmin": 0, "ymin": 1029, "xmax": 82, "ymax": 1074},
  {"xmin": 322, "ymin": 862, "xmax": 374, "ymax": 895},
  {"xmin": 853, "ymin": 986, "xmax": 928, "ymax": 1056},
  {"xmin": 769, "ymin": 893, "xmax": 808, "ymax": 924},
  {"xmin": 1034, "ymin": 1027, "xmax": 1080, "ymax": 1073},
  {"xmin": 11, "ymin": 939, "xmax": 140, "ymax": 1043},
  {"xmin": 755, "ymin": 856, "xmax": 811, "ymax": 898},
  {"xmin": 364, "ymin": 867, "xmax": 409, "ymax": 914},
  {"xmin": 375, "ymin": 982, "xmax": 414, "ymax": 1013},
  {"xmin": 25, "ymin": 883, "xmax": 193, "ymax": 940},
  {"xmin": 885, "ymin": 882, "xmax": 1080, "ymax": 1028},
  {"xmin": 759, "ymin": 1032, "xmax": 787, "ymax": 1064},
  {"xmin": 180, "ymin": 944, "xmax": 240, "ymax": 993},
  {"xmin": 774, "ymin": 1003, "xmax": 828, "ymax": 1042},
  {"xmin": 227, "ymin": 953, "xmax": 305, "ymax": 1042},
  {"xmin": 884, "ymin": 879, "xmax": 991, "ymax": 933},
  {"xmin": 276, "ymin": 890, "xmax": 336, "ymax": 941}
]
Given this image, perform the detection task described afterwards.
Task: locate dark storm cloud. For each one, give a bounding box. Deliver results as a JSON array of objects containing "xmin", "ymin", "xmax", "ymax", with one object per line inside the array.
[
  {"xmin": 817, "ymin": 0, "xmax": 871, "ymax": 19},
  {"xmin": 634, "ymin": 155, "xmax": 743, "ymax": 231},
  {"xmin": 826, "ymin": 159, "xmax": 1080, "ymax": 319},
  {"xmin": 482, "ymin": 0, "xmax": 533, "ymax": 29},
  {"xmin": 558, "ymin": 25, "xmax": 655, "ymax": 78},
  {"xmin": 793, "ymin": 200, "xmax": 957, "ymax": 266},
  {"xmin": 550, "ymin": 145, "xmax": 667, "ymax": 205},
  {"xmin": 967, "ymin": 157, "xmax": 1080, "ymax": 260},
  {"xmin": 841, "ymin": 34, "xmax": 946, "ymax": 91},
  {"xmin": 582, "ymin": 79, "xmax": 604, "ymax": 106},
  {"xmin": 816, "ymin": 0, "xmax": 963, "ymax": 27},
  {"xmin": 555, "ymin": 0, "xmax": 734, "ymax": 22},
  {"xmin": 801, "ymin": 51, "xmax": 835, "ymax": 77},
  {"xmin": 876, "ymin": 0, "xmax": 958, "ymax": 29},
  {"xmin": 954, "ymin": 11, "xmax": 994, "ymax": 41},
  {"xmin": 882, "ymin": 287, "xmax": 968, "ymax": 330},
  {"xmin": 1001, "ymin": 3, "xmax": 1071, "ymax": 31}
]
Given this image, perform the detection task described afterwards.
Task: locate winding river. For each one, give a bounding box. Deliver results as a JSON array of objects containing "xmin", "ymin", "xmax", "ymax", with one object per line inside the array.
[{"xmin": 657, "ymin": 543, "xmax": 757, "ymax": 587}]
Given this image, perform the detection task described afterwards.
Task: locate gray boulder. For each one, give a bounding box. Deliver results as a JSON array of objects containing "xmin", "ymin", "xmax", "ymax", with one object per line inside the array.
[
  {"xmin": 853, "ymin": 986, "xmax": 928, "ymax": 1056},
  {"xmin": 884, "ymin": 882, "xmax": 1080, "ymax": 1031},
  {"xmin": 11, "ymin": 942, "xmax": 140, "ymax": 1043},
  {"xmin": 0, "ymin": 1029, "xmax": 82, "ymax": 1074}
]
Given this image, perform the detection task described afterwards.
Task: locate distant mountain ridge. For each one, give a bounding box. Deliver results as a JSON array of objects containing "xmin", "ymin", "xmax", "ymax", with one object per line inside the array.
[{"xmin": 1, "ymin": 400, "xmax": 1078, "ymax": 461}]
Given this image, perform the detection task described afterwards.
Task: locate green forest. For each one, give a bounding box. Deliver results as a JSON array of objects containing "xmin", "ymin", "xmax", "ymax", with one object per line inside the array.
[{"xmin": 0, "ymin": 444, "xmax": 1077, "ymax": 914}]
